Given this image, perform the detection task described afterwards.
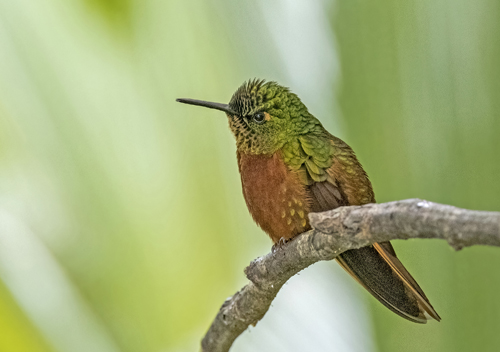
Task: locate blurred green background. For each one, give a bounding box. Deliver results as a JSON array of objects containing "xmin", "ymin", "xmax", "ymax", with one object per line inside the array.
[{"xmin": 0, "ymin": 0, "xmax": 499, "ymax": 351}]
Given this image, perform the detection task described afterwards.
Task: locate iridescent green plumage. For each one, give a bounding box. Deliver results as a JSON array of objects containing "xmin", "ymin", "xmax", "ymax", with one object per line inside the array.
[
  {"xmin": 227, "ymin": 80, "xmax": 335, "ymax": 184},
  {"xmin": 177, "ymin": 79, "xmax": 440, "ymax": 323}
]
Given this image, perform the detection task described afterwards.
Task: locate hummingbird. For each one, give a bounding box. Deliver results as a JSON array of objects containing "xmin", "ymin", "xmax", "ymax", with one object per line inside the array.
[{"xmin": 177, "ymin": 79, "xmax": 440, "ymax": 323}]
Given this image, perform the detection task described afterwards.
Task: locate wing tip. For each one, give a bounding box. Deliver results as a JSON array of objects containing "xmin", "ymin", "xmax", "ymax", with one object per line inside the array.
[
  {"xmin": 373, "ymin": 243, "xmax": 442, "ymax": 323},
  {"xmin": 422, "ymin": 306, "xmax": 442, "ymax": 322}
]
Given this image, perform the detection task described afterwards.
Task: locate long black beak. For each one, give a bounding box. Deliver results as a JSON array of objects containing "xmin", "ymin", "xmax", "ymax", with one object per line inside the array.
[{"xmin": 176, "ymin": 98, "xmax": 236, "ymax": 115}]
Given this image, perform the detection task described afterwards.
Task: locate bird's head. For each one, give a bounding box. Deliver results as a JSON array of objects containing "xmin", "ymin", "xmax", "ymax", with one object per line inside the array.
[{"xmin": 177, "ymin": 79, "xmax": 321, "ymax": 155}]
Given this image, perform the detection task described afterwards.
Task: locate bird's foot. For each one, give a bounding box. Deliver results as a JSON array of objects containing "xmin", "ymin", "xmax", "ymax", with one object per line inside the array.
[{"xmin": 271, "ymin": 237, "xmax": 290, "ymax": 253}]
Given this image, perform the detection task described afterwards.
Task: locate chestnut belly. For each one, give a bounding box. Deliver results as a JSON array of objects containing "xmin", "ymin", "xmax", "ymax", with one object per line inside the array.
[{"xmin": 237, "ymin": 152, "xmax": 311, "ymax": 243}]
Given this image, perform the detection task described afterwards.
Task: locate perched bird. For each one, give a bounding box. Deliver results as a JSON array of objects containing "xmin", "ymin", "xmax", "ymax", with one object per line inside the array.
[{"xmin": 177, "ymin": 79, "xmax": 440, "ymax": 323}]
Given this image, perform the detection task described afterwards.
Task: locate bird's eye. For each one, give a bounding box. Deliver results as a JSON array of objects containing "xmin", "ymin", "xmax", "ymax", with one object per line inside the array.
[{"xmin": 252, "ymin": 112, "xmax": 266, "ymax": 124}]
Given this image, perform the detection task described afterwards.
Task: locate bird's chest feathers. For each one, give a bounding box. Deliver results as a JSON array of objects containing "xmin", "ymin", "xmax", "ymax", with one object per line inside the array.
[{"xmin": 237, "ymin": 152, "xmax": 310, "ymax": 243}]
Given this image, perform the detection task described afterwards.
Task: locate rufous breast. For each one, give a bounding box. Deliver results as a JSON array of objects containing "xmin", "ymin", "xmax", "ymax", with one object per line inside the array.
[{"xmin": 237, "ymin": 151, "xmax": 311, "ymax": 243}]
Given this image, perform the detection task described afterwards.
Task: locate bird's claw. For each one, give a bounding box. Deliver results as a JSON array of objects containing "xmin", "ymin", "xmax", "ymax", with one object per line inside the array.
[{"xmin": 271, "ymin": 237, "xmax": 290, "ymax": 253}]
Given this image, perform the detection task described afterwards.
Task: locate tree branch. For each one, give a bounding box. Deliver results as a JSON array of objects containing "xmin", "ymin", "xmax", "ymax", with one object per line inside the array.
[{"xmin": 201, "ymin": 199, "xmax": 500, "ymax": 352}]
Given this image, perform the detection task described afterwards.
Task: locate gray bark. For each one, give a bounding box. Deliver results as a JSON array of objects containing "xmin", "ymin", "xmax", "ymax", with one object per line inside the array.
[{"xmin": 201, "ymin": 199, "xmax": 500, "ymax": 352}]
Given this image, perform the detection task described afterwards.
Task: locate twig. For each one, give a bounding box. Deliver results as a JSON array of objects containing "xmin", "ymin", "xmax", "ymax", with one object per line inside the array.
[{"xmin": 201, "ymin": 199, "xmax": 500, "ymax": 352}]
